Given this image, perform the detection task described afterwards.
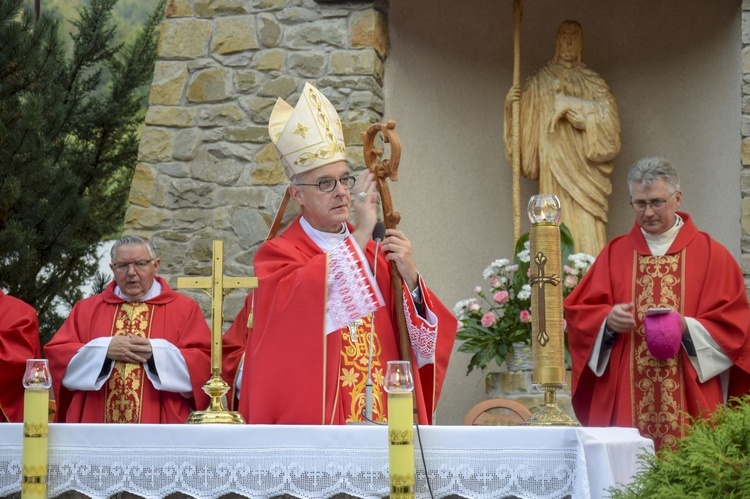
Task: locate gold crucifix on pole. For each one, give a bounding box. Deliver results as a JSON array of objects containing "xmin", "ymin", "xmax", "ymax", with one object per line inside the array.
[{"xmin": 178, "ymin": 240, "xmax": 257, "ymax": 424}]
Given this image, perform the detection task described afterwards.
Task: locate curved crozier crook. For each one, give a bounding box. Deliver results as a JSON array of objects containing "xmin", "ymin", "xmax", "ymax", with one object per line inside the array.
[{"xmin": 361, "ymin": 121, "xmax": 402, "ymax": 230}]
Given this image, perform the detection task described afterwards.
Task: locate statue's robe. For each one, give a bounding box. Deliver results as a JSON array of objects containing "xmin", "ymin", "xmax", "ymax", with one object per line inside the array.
[
  {"xmin": 223, "ymin": 216, "xmax": 457, "ymax": 424},
  {"xmin": 0, "ymin": 291, "xmax": 42, "ymax": 422},
  {"xmin": 564, "ymin": 213, "xmax": 750, "ymax": 449},
  {"xmin": 45, "ymin": 277, "xmax": 211, "ymax": 423},
  {"xmin": 506, "ymin": 61, "xmax": 621, "ymax": 256}
]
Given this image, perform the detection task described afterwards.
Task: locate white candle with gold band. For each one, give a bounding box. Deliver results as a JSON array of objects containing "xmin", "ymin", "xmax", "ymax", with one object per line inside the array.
[
  {"xmin": 22, "ymin": 359, "xmax": 51, "ymax": 499},
  {"xmin": 384, "ymin": 360, "xmax": 415, "ymax": 499}
]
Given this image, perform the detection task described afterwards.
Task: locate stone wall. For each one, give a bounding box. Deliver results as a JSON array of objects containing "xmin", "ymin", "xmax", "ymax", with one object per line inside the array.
[
  {"xmin": 126, "ymin": 0, "xmax": 388, "ymax": 316},
  {"xmin": 742, "ymin": 0, "xmax": 750, "ymax": 292}
]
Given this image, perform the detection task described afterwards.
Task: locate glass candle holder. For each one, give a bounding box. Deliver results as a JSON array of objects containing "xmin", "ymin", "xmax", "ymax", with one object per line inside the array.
[
  {"xmin": 384, "ymin": 360, "xmax": 414, "ymax": 393},
  {"xmin": 23, "ymin": 359, "xmax": 52, "ymax": 390}
]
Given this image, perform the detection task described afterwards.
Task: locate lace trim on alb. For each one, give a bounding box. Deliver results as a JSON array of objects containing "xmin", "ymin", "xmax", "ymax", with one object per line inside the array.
[{"xmin": 327, "ymin": 240, "xmax": 379, "ymax": 330}]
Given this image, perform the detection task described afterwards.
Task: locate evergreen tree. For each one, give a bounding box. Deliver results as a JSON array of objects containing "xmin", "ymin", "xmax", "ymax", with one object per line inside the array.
[{"xmin": 0, "ymin": 0, "xmax": 166, "ymax": 344}]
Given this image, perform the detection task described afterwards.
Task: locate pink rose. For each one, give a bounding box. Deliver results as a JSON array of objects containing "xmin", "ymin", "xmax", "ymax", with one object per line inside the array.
[
  {"xmin": 469, "ymin": 301, "xmax": 481, "ymax": 313},
  {"xmin": 564, "ymin": 275, "xmax": 578, "ymax": 289},
  {"xmin": 489, "ymin": 278, "xmax": 501, "ymax": 289},
  {"xmin": 519, "ymin": 310, "xmax": 531, "ymax": 323},
  {"xmin": 481, "ymin": 312, "xmax": 497, "ymax": 328},
  {"xmin": 493, "ymin": 290, "xmax": 509, "ymax": 304}
]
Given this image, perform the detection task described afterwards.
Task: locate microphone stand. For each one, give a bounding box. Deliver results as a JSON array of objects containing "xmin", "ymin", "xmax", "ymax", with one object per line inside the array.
[{"xmin": 364, "ymin": 240, "xmax": 380, "ymax": 422}]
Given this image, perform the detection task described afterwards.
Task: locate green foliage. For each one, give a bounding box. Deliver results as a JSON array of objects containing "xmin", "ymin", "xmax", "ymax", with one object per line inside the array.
[
  {"xmin": 609, "ymin": 396, "xmax": 750, "ymax": 498},
  {"xmin": 0, "ymin": 0, "xmax": 165, "ymax": 343},
  {"xmin": 455, "ymin": 224, "xmax": 594, "ymax": 373}
]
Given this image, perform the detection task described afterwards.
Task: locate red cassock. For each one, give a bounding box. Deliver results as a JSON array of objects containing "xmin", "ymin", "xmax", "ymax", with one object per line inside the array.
[
  {"xmin": 0, "ymin": 291, "xmax": 42, "ymax": 422},
  {"xmin": 564, "ymin": 213, "xmax": 750, "ymax": 449},
  {"xmin": 45, "ymin": 277, "xmax": 211, "ymax": 423},
  {"xmin": 223, "ymin": 216, "xmax": 457, "ymax": 425}
]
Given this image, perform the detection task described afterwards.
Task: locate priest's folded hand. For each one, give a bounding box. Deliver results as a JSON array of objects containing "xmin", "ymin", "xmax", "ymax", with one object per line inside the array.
[{"xmin": 107, "ymin": 335, "xmax": 153, "ymax": 364}]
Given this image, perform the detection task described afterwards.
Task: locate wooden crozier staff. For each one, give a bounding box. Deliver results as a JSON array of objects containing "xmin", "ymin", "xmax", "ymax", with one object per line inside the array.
[{"xmin": 361, "ymin": 121, "xmax": 410, "ymax": 363}]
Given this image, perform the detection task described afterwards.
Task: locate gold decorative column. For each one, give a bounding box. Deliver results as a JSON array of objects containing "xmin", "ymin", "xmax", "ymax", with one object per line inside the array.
[
  {"xmin": 524, "ymin": 195, "xmax": 578, "ymax": 426},
  {"xmin": 22, "ymin": 359, "xmax": 52, "ymax": 498},
  {"xmin": 384, "ymin": 360, "xmax": 415, "ymax": 499}
]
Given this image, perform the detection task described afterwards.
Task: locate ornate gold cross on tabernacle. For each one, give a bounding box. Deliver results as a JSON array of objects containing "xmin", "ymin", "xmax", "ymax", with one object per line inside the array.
[
  {"xmin": 178, "ymin": 240, "xmax": 257, "ymax": 424},
  {"xmin": 529, "ymin": 251, "xmax": 560, "ymax": 347}
]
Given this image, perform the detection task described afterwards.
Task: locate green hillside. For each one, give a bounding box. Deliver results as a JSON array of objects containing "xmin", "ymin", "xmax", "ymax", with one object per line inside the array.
[{"xmin": 24, "ymin": 0, "xmax": 163, "ymax": 47}]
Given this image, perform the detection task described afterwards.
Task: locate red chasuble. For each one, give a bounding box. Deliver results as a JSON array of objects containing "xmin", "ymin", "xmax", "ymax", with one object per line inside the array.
[
  {"xmin": 564, "ymin": 213, "xmax": 750, "ymax": 449},
  {"xmin": 45, "ymin": 277, "xmax": 211, "ymax": 423},
  {"xmin": 224, "ymin": 216, "xmax": 456, "ymax": 425},
  {"xmin": 0, "ymin": 291, "xmax": 42, "ymax": 422}
]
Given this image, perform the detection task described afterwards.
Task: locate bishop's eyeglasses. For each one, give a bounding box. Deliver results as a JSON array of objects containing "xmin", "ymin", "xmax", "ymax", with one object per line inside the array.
[
  {"xmin": 630, "ymin": 192, "xmax": 676, "ymax": 212},
  {"xmin": 294, "ymin": 175, "xmax": 356, "ymax": 193},
  {"xmin": 112, "ymin": 259, "xmax": 154, "ymax": 271}
]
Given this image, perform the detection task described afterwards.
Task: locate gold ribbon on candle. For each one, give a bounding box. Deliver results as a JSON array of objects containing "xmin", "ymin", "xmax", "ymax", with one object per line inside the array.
[
  {"xmin": 22, "ymin": 359, "xmax": 52, "ymax": 499},
  {"xmin": 384, "ymin": 361, "xmax": 415, "ymax": 499}
]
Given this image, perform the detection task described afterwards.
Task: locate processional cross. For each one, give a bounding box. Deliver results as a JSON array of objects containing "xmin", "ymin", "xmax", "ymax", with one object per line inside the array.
[
  {"xmin": 178, "ymin": 240, "xmax": 257, "ymax": 424},
  {"xmin": 529, "ymin": 251, "xmax": 560, "ymax": 347}
]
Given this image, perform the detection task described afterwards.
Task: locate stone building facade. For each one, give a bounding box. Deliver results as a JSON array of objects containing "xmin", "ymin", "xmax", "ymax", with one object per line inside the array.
[{"xmin": 126, "ymin": 0, "xmax": 388, "ymax": 314}]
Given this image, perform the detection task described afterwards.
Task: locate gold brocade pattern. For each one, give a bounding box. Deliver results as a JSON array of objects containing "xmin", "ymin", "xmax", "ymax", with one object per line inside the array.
[
  {"xmin": 340, "ymin": 314, "xmax": 386, "ymax": 423},
  {"xmin": 104, "ymin": 302, "xmax": 153, "ymax": 423},
  {"xmin": 631, "ymin": 253, "xmax": 686, "ymax": 449}
]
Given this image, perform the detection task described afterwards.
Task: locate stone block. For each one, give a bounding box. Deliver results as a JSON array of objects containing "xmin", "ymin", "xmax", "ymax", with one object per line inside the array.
[
  {"xmin": 158, "ymin": 19, "xmax": 211, "ymax": 59},
  {"xmin": 124, "ymin": 205, "xmax": 171, "ymax": 229},
  {"xmin": 173, "ymin": 128, "xmax": 203, "ymax": 161},
  {"xmin": 239, "ymin": 96, "xmax": 277, "ymax": 123},
  {"xmin": 286, "ymin": 19, "xmax": 347, "ymax": 49},
  {"xmin": 351, "ymin": 10, "xmax": 388, "ymax": 58},
  {"xmin": 168, "ymin": 181, "xmax": 216, "ymax": 209},
  {"xmin": 128, "ymin": 164, "xmax": 156, "ymax": 207},
  {"xmin": 342, "ymin": 120, "xmax": 371, "ymax": 146},
  {"xmin": 166, "ymin": 0, "xmax": 192, "ymax": 17},
  {"xmin": 198, "ymin": 103, "xmax": 247, "ymax": 127},
  {"xmin": 289, "ymin": 52, "xmax": 327, "ymax": 78},
  {"xmin": 224, "ymin": 126, "xmax": 269, "ymax": 143},
  {"xmin": 138, "ymin": 127, "xmax": 174, "ymax": 163},
  {"xmin": 743, "ymin": 198, "xmax": 750, "ymax": 235},
  {"xmin": 743, "ymin": 137, "xmax": 750, "ymax": 166},
  {"xmin": 276, "ymin": 6, "xmax": 320, "ymax": 24},
  {"xmin": 194, "ymin": 0, "xmax": 248, "ymax": 17},
  {"xmin": 258, "ymin": 14, "xmax": 283, "ymax": 48},
  {"xmin": 187, "ymin": 68, "xmax": 233, "ymax": 103},
  {"xmin": 213, "ymin": 16, "xmax": 259, "ymax": 55},
  {"xmin": 145, "ymin": 106, "xmax": 197, "ymax": 127},
  {"xmin": 331, "ymin": 49, "xmax": 383, "ymax": 79},
  {"xmin": 257, "ymin": 75, "xmax": 297, "ymax": 98},
  {"xmin": 252, "ymin": 163, "xmax": 288, "ymax": 185},
  {"xmin": 149, "ymin": 62, "xmax": 188, "ymax": 106},
  {"xmin": 190, "ymin": 155, "xmax": 246, "ymax": 186},
  {"xmin": 235, "ymin": 69, "xmax": 263, "ymax": 93},
  {"xmin": 255, "ymin": 50, "xmax": 284, "ymax": 71}
]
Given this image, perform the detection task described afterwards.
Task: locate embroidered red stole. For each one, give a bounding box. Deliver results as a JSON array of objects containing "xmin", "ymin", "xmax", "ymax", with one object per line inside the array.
[
  {"xmin": 631, "ymin": 251, "xmax": 687, "ymax": 449},
  {"xmin": 104, "ymin": 302, "xmax": 154, "ymax": 423},
  {"xmin": 339, "ymin": 314, "xmax": 387, "ymax": 423}
]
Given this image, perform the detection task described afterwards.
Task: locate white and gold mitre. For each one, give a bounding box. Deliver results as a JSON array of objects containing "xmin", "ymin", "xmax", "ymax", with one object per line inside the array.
[{"xmin": 268, "ymin": 82, "xmax": 347, "ymax": 178}]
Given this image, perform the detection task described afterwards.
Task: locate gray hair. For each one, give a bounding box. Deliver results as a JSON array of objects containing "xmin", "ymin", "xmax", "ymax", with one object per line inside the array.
[
  {"xmin": 627, "ymin": 157, "xmax": 681, "ymax": 194},
  {"xmin": 110, "ymin": 235, "xmax": 157, "ymax": 262}
]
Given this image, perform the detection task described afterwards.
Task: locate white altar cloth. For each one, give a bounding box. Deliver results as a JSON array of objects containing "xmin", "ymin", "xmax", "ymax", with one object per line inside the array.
[{"xmin": 0, "ymin": 423, "xmax": 652, "ymax": 499}]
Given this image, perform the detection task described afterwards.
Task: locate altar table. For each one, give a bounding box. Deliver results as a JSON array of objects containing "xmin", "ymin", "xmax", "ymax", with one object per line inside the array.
[{"xmin": 0, "ymin": 423, "xmax": 653, "ymax": 499}]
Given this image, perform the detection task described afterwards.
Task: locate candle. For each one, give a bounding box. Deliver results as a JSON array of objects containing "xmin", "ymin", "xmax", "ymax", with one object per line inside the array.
[
  {"xmin": 385, "ymin": 361, "xmax": 415, "ymax": 499},
  {"xmin": 22, "ymin": 359, "xmax": 51, "ymax": 498}
]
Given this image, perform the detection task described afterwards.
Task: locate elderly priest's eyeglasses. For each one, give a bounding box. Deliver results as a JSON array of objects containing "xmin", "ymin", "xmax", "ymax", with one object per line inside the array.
[
  {"xmin": 630, "ymin": 192, "xmax": 676, "ymax": 212},
  {"xmin": 294, "ymin": 175, "xmax": 356, "ymax": 193},
  {"xmin": 112, "ymin": 259, "xmax": 154, "ymax": 271}
]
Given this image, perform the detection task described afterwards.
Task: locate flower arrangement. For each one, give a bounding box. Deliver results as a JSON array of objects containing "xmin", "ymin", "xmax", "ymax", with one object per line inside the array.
[{"xmin": 455, "ymin": 227, "xmax": 595, "ymax": 374}]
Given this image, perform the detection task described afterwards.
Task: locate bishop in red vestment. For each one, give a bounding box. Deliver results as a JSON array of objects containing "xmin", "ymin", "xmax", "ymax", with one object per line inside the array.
[
  {"xmin": 223, "ymin": 83, "xmax": 456, "ymax": 425},
  {"xmin": 564, "ymin": 158, "xmax": 750, "ymax": 450},
  {"xmin": 0, "ymin": 291, "xmax": 42, "ymax": 422},
  {"xmin": 45, "ymin": 236, "xmax": 211, "ymax": 423}
]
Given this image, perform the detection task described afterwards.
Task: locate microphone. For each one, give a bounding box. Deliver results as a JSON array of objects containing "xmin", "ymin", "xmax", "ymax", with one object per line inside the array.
[{"xmin": 372, "ymin": 221, "xmax": 386, "ymax": 243}]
